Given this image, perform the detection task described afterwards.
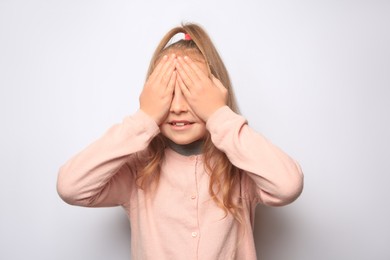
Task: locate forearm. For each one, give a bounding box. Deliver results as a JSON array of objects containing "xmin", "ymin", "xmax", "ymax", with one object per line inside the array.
[
  {"xmin": 206, "ymin": 106, "xmax": 304, "ymax": 206},
  {"xmin": 57, "ymin": 110, "xmax": 160, "ymax": 207}
]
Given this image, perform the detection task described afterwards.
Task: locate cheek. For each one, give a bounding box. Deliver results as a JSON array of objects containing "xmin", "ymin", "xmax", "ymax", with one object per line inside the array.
[
  {"xmin": 160, "ymin": 124, "xmax": 169, "ymax": 136},
  {"xmin": 195, "ymin": 124, "xmax": 207, "ymax": 137}
]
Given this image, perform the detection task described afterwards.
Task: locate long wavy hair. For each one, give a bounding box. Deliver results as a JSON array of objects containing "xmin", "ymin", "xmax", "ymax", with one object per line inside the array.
[{"xmin": 136, "ymin": 23, "xmax": 243, "ymax": 222}]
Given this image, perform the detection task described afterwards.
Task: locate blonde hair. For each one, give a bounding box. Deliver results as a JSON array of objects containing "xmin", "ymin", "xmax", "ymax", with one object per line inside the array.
[{"xmin": 137, "ymin": 23, "xmax": 243, "ymax": 222}]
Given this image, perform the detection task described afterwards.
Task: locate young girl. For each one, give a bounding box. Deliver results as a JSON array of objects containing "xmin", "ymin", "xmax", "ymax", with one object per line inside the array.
[{"xmin": 57, "ymin": 23, "xmax": 303, "ymax": 260}]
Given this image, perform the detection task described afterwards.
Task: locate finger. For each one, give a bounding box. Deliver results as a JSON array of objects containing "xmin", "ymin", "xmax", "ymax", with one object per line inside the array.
[
  {"xmin": 177, "ymin": 73, "xmax": 191, "ymax": 97},
  {"xmin": 148, "ymin": 55, "xmax": 169, "ymax": 82},
  {"xmin": 183, "ymin": 55, "xmax": 206, "ymax": 79},
  {"xmin": 176, "ymin": 56, "xmax": 194, "ymax": 87},
  {"xmin": 211, "ymin": 75, "xmax": 226, "ymax": 91},
  {"xmin": 212, "ymin": 75, "xmax": 228, "ymax": 103},
  {"xmin": 166, "ymin": 70, "xmax": 177, "ymax": 94},
  {"xmin": 176, "ymin": 56, "xmax": 198, "ymax": 79},
  {"xmin": 158, "ymin": 54, "xmax": 177, "ymax": 85},
  {"xmin": 150, "ymin": 54, "xmax": 175, "ymax": 84}
]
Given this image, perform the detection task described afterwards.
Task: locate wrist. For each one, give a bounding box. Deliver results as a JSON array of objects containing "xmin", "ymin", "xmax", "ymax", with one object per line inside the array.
[
  {"xmin": 139, "ymin": 108, "xmax": 162, "ymax": 126},
  {"xmin": 203, "ymin": 104, "xmax": 227, "ymax": 122}
]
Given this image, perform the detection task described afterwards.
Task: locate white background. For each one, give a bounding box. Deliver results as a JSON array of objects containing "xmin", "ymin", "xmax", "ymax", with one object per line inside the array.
[{"xmin": 1, "ymin": 0, "xmax": 389, "ymax": 259}]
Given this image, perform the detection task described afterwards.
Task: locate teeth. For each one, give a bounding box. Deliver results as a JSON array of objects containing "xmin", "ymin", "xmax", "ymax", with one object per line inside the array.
[{"xmin": 175, "ymin": 122, "xmax": 185, "ymax": 126}]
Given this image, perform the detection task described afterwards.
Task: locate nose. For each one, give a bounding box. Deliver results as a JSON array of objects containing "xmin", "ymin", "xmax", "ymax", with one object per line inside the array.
[{"xmin": 170, "ymin": 82, "xmax": 188, "ymax": 114}]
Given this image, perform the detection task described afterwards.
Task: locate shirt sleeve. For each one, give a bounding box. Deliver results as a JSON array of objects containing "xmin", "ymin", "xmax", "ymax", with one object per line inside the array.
[
  {"xmin": 56, "ymin": 110, "xmax": 160, "ymax": 207},
  {"xmin": 206, "ymin": 106, "xmax": 304, "ymax": 206}
]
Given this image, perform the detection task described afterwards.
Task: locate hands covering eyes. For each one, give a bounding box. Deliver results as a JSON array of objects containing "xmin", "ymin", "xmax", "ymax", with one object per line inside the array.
[{"xmin": 139, "ymin": 54, "xmax": 228, "ymax": 125}]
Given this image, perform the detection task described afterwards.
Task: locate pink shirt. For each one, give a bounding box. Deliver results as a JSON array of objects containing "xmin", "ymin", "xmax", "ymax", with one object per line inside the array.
[{"xmin": 57, "ymin": 106, "xmax": 303, "ymax": 260}]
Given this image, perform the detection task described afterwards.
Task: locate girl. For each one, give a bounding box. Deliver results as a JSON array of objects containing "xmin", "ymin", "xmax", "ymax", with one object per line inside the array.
[{"xmin": 57, "ymin": 23, "xmax": 304, "ymax": 260}]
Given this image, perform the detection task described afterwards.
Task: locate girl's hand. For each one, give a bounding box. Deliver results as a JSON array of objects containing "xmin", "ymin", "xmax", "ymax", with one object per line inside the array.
[
  {"xmin": 175, "ymin": 56, "xmax": 227, "ymax": 122},
  {"xmin": 139, "ymin": 54, "xmax": 176, "ymax": 125}
]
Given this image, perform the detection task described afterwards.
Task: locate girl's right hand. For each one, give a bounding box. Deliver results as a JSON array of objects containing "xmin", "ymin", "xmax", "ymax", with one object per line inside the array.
[{"xmin": 139, "ymin": 54, "xmax": 177, "ymax": 125}]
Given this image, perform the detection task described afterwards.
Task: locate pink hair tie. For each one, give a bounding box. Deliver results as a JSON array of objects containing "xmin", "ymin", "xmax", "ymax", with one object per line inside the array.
[{"xmin": 184, "ymin": 33, "xmax": 192, "ymax": 40}]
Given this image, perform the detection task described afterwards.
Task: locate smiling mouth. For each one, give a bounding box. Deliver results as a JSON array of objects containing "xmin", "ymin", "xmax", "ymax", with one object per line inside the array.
[{"xmin": 169, "ymin": 121, "xmax": 194, "ymax": 126}]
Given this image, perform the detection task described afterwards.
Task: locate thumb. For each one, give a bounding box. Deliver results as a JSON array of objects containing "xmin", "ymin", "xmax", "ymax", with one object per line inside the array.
[{"xmin": 211, "ymin": 75, "xmax": 227, "ymax": 92}]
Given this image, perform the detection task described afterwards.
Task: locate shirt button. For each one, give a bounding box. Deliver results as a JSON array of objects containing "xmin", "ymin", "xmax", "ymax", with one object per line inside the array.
[
  {"xmin": 191, "ymin": 232, "xmax": 198, "ymax": 238},
  {"xmin": 191, "ymin": 195, "xmax": 196, "ymax": 200}
]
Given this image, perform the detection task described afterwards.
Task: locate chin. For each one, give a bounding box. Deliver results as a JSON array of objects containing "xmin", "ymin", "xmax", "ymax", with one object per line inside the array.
[
  {"xmin": 161, "ymin": 128, "xmax": 207, "ymax": 146},
  {"xmin": 169, "ymin": 138, "xmax": 198, "ymax": 145}
]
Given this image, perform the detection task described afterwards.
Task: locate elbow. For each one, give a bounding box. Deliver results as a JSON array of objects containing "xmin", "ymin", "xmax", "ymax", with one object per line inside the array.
[
  {"xmin": 56, "ymin": 173, "xmax": 78, "ymax": 205},
  {"xmin": 270, "ymin": 178, "xmax": 304, "ymax": 206},
  {"xmin": 262, "ymin": 169, "xmax": 304, "ymax": 207},
  {"xmin": 57, "ymin": 179, "xmax": 77, "ymax": 205},
  {"xmin": 275, "ymin": 160, "xmax": 304, "ymax": 206},
  {"xmin": 56, "ymin": 166, "xmax": 85, "ymax": 206}
]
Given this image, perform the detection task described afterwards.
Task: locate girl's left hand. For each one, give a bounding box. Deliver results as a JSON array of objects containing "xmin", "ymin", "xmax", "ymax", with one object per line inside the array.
[{"xmin": 175, "ymin": 56, "xmax": 228, "ymax": 122}]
